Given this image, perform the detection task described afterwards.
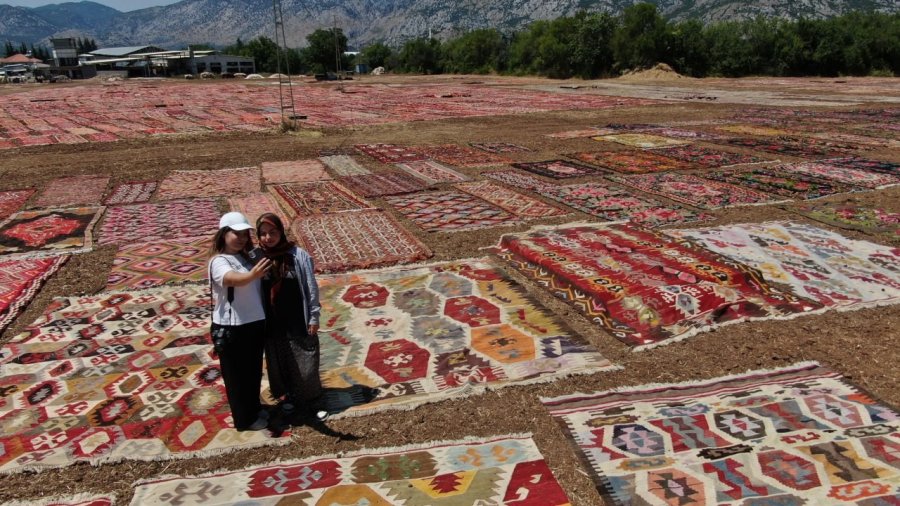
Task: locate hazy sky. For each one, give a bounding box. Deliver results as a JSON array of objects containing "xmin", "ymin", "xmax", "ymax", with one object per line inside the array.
[{"xmin": 4, "ymin": 0, "xmax": 180, "ymax": 11}]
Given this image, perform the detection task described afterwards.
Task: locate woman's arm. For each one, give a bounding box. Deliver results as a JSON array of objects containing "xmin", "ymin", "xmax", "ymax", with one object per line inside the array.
[
  {"xmin": 218, "ymin": 257, "xmax": 272, "ymax": 287},
  {"xmin": 299, "ymin": 250, "xmax": 321, "ymax": 330}
]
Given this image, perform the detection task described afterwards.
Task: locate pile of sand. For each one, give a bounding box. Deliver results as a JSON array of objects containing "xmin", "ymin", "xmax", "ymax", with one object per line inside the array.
[{"xmin": 618, "ymin": 63, "xmax": 688, "ymax": 81}]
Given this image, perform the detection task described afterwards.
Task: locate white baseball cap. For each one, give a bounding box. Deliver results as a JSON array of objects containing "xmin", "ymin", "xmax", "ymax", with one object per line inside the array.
[{"xmin": 219, "ymin": 212, "xmax": 253, "ymax": 231}]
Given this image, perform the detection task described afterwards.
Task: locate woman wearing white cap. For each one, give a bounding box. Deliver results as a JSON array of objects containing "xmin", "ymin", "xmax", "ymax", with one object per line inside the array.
[{"xmin": 208, "ymin": 211, "xmax": 272, "ymax": 431}]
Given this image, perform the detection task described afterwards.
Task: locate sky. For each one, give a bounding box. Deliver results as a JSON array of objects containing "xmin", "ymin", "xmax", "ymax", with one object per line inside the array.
[{"xmin": 3, "ymin": 0, "xmax": 180, "ymax": 11}]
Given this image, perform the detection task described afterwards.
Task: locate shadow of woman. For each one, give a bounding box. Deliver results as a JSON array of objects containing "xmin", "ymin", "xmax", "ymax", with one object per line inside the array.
[{"xmin": 268, "ymin": 385, "xmax": 380, "ymax": 440}]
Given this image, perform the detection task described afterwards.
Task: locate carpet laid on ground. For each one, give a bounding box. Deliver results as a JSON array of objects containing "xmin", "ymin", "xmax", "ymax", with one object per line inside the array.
[
  {"xmin": 820, "ymin": 156, "xmax": 899, "ymax": 177},
  {"xmin": 5, "ymin": 493, "xmax": 115, "ymax": 506},
  {"xmin": 542, "ymin": 361, "xmax": 900, "ymax": 506},
  {"xmin": 270, "ymin": 181, "xmax": 374, "ymax": 217},
  {"xmin": 783, "ymin": 161, "xmax": 900, "ymax": 189},
  {"xmin": 292, "ymin": 209, "xmax": 432, "ymax": 273},
  {"xmin": 491, "ymin": 223, "xmax": 820, "ymax": 350},
  {"xmin": 482, "ymin": 169, "xmax": 555, "ymax": 191},
  {"xmin": 651, "ymin": 145, "xmax": 768, "ymax": 168},
  {"xmin": 129, "ymin": 434, "xmax": 571, "ymax": 505},
  {"xmin": 31, "ymin": 176, "xmax": 109, "ymax": 209},
  {"xmin": 703, "ymin": 166, "xmax": 861, "ymax": 200},
  {"xmin": 103, "ymin": 181, "xmax": 157, "ymax": 205},
  {"xmin": 544, "ymin": 128, "xmax": 615, "ymax": 139},
  {"xmin": 0, "ymin": 189, "xmax": 35, "ymax": 220},
  {"xmin": 107, "ymin": 236, "xmax": 211, "ymax": 290},
  {"xmin": 413, "ymin": 144, "xmax": 511, "ymax": 167},
  {"xmin": 455, "ymin": 181, "xmax": 569, "ymax": 219},
  {"xmin": 354, "ymin": 143, "xmax": 426, "ymax": 164},
  {"xmin": 0, "ymin": 207, "xmax": 103, "ymax": 256},
  {"xmin": 0, "ymin": 283, "xmax": 287, "ymax": 474},
  {"xmin": 721, "ymin": 137, "xmax": 854, "ymax": 159},
  {"xmin": 319, "ymin": 154, "xmax": 371, "ymax": 176},
  {"xmin": 469, "ymin": 141, "xmax": 531, "ymax": 153},
  {"xmin": 569, "ymin": 150, "xmax": 694, "ymax": 173},
  {"xmin": 0, "ymin": 255, "xmax": 68, "ymax": 333},
  {"xmin": 338, "ymin": 172, "xmax": 429, "ymax": 197},
  {"xmin": 394, "ymin": 160, "xmax": 470, "ymax": 185},
  {"xmin": 227, "ymin": 193, "xmax": 289, "ymax": 230},
  {"xmin": 667, "ymin": 221, "xmax": 900, "ymax": 311},
  {"xmin": 609, "ymin": 173, "xmax": 783, "ymax": 209},
  {"xmin": 98, "ymin": 198, "xmax": 220, "ymax": 245},
  {"xmin": 260, "ymin": 159, "xmax": 332, "ymax": 183},
  {"xmin": 512, "ymin": 159, "xmax": 598, "ymax": 179},
  {"xmin": 315, "ymin": 258, "xmax": 616, "ymax": 414},
  {"xmin": 791, "ymin": 201, "xmax": 899, "ymax": 237},
  {"xmin": 385, "ymin": 191, "xmax": 524, "ymax": 232},
  {"xmin": 156, "ymin": 167, "xmax": 261, "ymax": 200},
  {"xmin": 594, "ymin": 133, "xmax": 690, "ymax": 149}
]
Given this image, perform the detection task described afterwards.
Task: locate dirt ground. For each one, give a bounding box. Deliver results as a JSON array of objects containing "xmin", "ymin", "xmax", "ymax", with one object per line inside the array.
[{"xmin": 1, "ymin": 75, "xmax": 899, "ymax": 505}]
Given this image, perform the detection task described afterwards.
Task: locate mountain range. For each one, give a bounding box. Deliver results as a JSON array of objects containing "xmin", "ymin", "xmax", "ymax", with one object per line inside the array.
[{"xmin": 1, "ymin": 0, "xmax": 895, "ymax": 51}]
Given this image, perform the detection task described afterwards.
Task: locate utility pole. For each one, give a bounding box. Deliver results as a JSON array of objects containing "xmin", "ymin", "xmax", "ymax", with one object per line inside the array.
[
  {"xmin": 272, "ymin": 0, "xmax": 302, "ymax": 125},
  {"xmin": 333, "ymin": 14, "xmax": 344, "ymax": 92}
]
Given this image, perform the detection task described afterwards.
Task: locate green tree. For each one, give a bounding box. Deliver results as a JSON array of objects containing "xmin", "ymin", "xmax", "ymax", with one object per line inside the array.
[
  {"xmin": 360, "ymin": 42, "xmax": 393, "ymax": 69},
  {"xmin": 570, "ymin": 11, "xmax": 618, "ymax": 78},
  {"xmin": 668, "ymin": 18, "xmax": 709, "ymax": 77},
  {"xmin": 441, "ymin": 28, "xmax": 507, "ymax": 74},
  {"xmin": 2, "ymin": 41, "xmax": 13, "ymax": 58},
  {"xmin": 302, "ymin": 28, "xmax": 349, "ymax": 73},
  {"xmin": 398, "ymin": 37, "xmax": 442, "ymax": 74},
  {"xmin": 612, "ymin": 3, "xmax": 669, "ymax": 72}
]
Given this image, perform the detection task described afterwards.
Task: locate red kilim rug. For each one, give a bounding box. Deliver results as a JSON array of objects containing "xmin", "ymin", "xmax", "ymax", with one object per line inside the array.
[
  {"xmin": 319, "ymin": 155, "xmax": 371, "ymax": 176},
  {"xmin": 292, "ymin": 209, "xmax": 432, "ymax": 272},
  {"xmin": 156, "ymin": 167, "xmax": 261, "ymax": 200},
  {"xmin": 260, "ymin": 160, "xmax": 332, "ymax": 184},
  {"xmin": 820, "ymin": 156, "xmax": 899, "ymax": 177},
  {"xmin": 512, "ymin": 159, "xmax": 598, "ymax": 179},
  {"xmin": 338, "ymin": 171, "xmax": 429, "ymax": 197},
  {"xmin": 791, "ymin": 201, "xmax": 900, "ymax": 237},
  {"xmin": 610, "ymin": 173, "xmax": 785, "ymax": 209},
  {"xmin": 413, "ymin": 144, "xmax": 511, "ymax": 167},
  {"xmin": 98, "ymin": 198, "xmax": 220, "ymax": 245},
  {"xmin": 491, "ymin": 223, "xmax": 820, "ymax": 349},
  {"xmin": 107, "ymin": 236, "xmax": 211, "ymax": 290},
  {"xmin": 0, "ymin": 189, "xmax": 35, "ymax": 221},
  {"xmin": 0, "ymin": 207, "xmax": 103, "ymax": 256},
  {"xmin": 386, "ymin": 191, "xmax": 523, "ymax": 232},
  {"xmin": 0, "ymin": 255, "xmax": 68, "ymax": 332},
  {"xmin": 482, "ymin": 170, "xmax": 555, "ymax": 191},
  {"xmin": 395, "ymin": 160, "xmax": 470, "ymax": 185},
  {"xmin": 703, "ymin": 165, "xmax": 860, "ymax": 200},
  {"xmin": 569, "ymin": 150, "xmax": 694, "ymax": 173},
  {"xmin": 354, "ymin": 143, "xmax": 426, "ymax": 164},
  {"xmin": 455, "ymin": 181, "xmax": 569, "ymax": 219},
  {"xmin": 785, "ymin": 161, "xmax": 900, "ymax": 189},
  {"xmin": 103, "ymin": 181, "xmax": 157, "ymax": 205},
  {"xmin": 269, "ymin": 181, "xmax": 374, "ymax": 217},
  {"xmin": 32, "ymin": 176, "xmax": 109, "ymax": 209},
  {"xmin": 227, "ymin": 193, "xmax": 289, "ymax": 230},
  {"xmin": 651, "ymin": 145, "xmax": 768, "ymax": 168},
  {"xmin": 130, "ymin": 434, "xmax": 571, "ymax": 505}
]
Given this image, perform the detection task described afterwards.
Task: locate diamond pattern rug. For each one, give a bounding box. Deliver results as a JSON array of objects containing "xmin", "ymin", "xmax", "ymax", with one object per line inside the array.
[
  {"xmin": 130, "ymin": 434, "xmax": 571, "ymax": 505},
  {"xmin": 0, "ymin": 255, "xmax": 68, "ymax": 333},
  {"xmin": 270, "ymin": 181, "xmax": 374, "ymax": 217},
  {"xmin": 569, "ymin": 150, "xmax": 694, "ymax": 173},
  {"xmin": 703, "ymin": 166, "xmax": 860, "ymax": 200},
  {"xmin": 609, "ymin": 173, "xmax": 785, "ymax": 209},
  {"xmin": 386, "ymin": 191, "xmax": 523, "ymax": 232},
  {"xmin": 791, "ymin": 201, "xmax": 900, "ymax": 237},
  {"xmin": 338, "ymin": 171, "xmax": 429, "ymax": 197},
  {"xmin": 455, "ymin": 181, "xmax": 569, "ymax": 219},
  {"xmin": 469, "ymin": 142, "xmax": 531, "ymax": 153},
  {"xmin": 512, "ymin": 159, "xmax": 598, "ymax": 179},
  {"xmin": 395, "ymin": 160, "xmax": 470, "ymax": 185},
  {"xmin": 292, "ymin": 209, "xmax": 432, "ymax": 272},
  {"xmin": 651, "ymin": 145, "xmax": 768, "ymax": 168},
  {"xmin": 785, "ymin": 161, "xmax": 900, "ymax": 189},
  {"xmin": 482, "ymin": 170, "xmax": 555, "ymax": 191},
  {"xmin": 594, "ymin": 133, "xmax": 690, "ymax": 148},
  {"xmin": 667, "ymin": 221, "xmax": 900, "ymax": 311},
  {"xmin": 260, "ymin": 160, "xmax": 332, "ymax": 184},
  {"xmin": 107, "ymin": 236, "xmax": 211, "ymax": 290},
  {"xmin": 98, "ymin": 198, "xmax": 220, "ymax": 245},
  {"xmin": 103, "ymin": 181, "xmax": 157, "ymax": 205},
  {"xmin": 156, "ymin": 167, "xmax": 261, "ymax": 200},
  {"xmin": 821, "ymin": 156, "xmax": 899, "ymax": 177},
  {"xmin": 491, "ymin": 223, "xmax": 819, "ymax": 350},
  {"xmin": 32, "ymin": 176, "xmax": 109, "ymax": 209},
  {"xmin": 414, "ymin": 144, "xmax": 511, "ymax": 167},
  {"xmin": 542, "ymin": 362, "xmax": 900, "ymax": 506},
  {"xmin": 354, "ymin": 143, "xmax": 426, "ymax": 164},
  {"xmin": 0, "ymin": 189, "xmax": 35, "ymax": 220},
  {"xmin": 315, "ymin": 258, "xmax": 616, "ymax": 413},
  {"xmin": 319, "ymin": 154, "xmax": 371, "ymax": 176},
  {"xmin": 227, "ymin": 193, "xmax": 289, "ymax": 230},
  {"xmin": 0, "ymin": 207, "xmax": 103, "ymax": 256}
]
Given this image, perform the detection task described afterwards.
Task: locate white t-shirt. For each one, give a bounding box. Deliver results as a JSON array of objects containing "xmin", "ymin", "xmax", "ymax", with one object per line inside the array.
[{"xmin": 209, "ymin": 254, "xmax": 266, "ymax": 325}]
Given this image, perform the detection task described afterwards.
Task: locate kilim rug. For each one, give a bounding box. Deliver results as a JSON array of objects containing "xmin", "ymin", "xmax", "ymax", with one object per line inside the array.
[
  {"xmin": 569, "ymin": 150, "xmax": 694, "ymax": 173},
  {"xmin": 130, "ymin": 434, "xmax": 571, "ymax": 505},
  {"xmin": 808, "ymin": 131, "xmax": 899, "ymax": 149},
  {"xmin": 0, "ymin": 189, "xmax": 35, "ymax": 220},
  {"xmin": 0, "ymin": 255, "xmax": 67, "ymax": 333},
  {"xmin": 821, "ymin": 156, "xmax": 899, "ymax": 177},
  {"xmin": 667, "ymin": 221, "xmax": 900, "ymax": 311},
  {"xmin": 269, "ymin": 181, "xmax": 374, "ymax": 218},
  {"xmin": 0, "ymin": 284, "xmax": 288, "ymax": 474},
  {"xmin": 455, "ymin": 181, "xmax": 569, "ymax": 219},
  {"xmin": 319, "ymin": 154, "xmax": 371, "ymax": 176},
  {"xmin": 385, "ymin": 191, "xmax": 523, "ymax": 232},
  {"xmin": 641, "ymin": 127, "xmax": 729, "ymax": 141},
  {"xmin": 715, "ymin": 124, "xmax": 791, "ymax": 136},
  {"xmin": 0, "ymin": 207, "xmax": 103, "ymax": 256},
  {"xmin": 703, "ymin": 166, "xmax": 860, "ymax": 200},
  {"xmin": 103, "ymin": 181, "xmax": 157, "ymax": 205},
  {"xmin": 413, "ymin": 144, "xmax": 511, "ymax": 167},
  {"xmin": 651, "ymin": 145, "xmax": 768, "ymax": 168},
  {"xmin": 491, "ymin": 223, "xmax": 819, "ymax": 349},
  {"xmin": 609, "ymin": 173, "xmax": 784, "ymax": 209},
  {"xmin": 482, "ymin": 169, "xmax": 555, "ymax": 191},
  {"xmin": 338, "ymin": 171, "xmax": 429, "ymax": 197},
  {"xmin": 785, "ymin": 161, "xmax": 900, "ymax": 189},
  {"xmin": 107, "ymin": 236, "xmax": 211, "ymax": 290},
  {"xmin": 593, "ymin": 133, "xmax": 690, "ymax": 149},
  {"xmin": 469, "ymin": 141, "xmax": 531, "ymax": 153},
  {"xmin": 156, "ymin": 167, "xmax": 261, "ymax": 200},
  {"xmin": 537, "ymin": 184, "xmax": 710, "ymax": 227},
  {"xmin": 292, "ymin": 210, "xmax": 432, "ymax": 273},
  {"xmin": 721, "ymin": 137, "xmax": 854, "ymax": 159},
  {"xmin": 260, "ymin": 160, "xmax": 331, "ymax": 184},
  {"xmin": 544, "ymin": 128, "xmax": 616, "ymax": 139},
  {"xmin": 5, "ymin": 493, "xmax": 115, "ymax": 506},
  {"xmin": 314, "ymin": 257, "xmax": 616, "ymax": 413},
  {"xmin": 354, "ymin": 143, "xmax": 426, "ymax": 164},
  {"xmin": 227, "ymin": 193, "xmax": 289, "ymax": 230},
  {"xmin": 791, "ymin": 201, "xmax": 900, "ymax": 237},
  {"xmin": 98, "ymin": 198, "xmax": 220, "ymax": 246},
  {"xmin": 512, "ymin": 159, "xmax": 597, "ymax": 179},
  {"xmin": 395, "ymin": 160, "xmax": 470, "ymax": 185},
  {"xmin": 542, "ymin": 362, "xmax": 900, "ymax": 506},
  {"xmin": 31, "ymin": 176, "xmax": 109, "ymax": 209}
]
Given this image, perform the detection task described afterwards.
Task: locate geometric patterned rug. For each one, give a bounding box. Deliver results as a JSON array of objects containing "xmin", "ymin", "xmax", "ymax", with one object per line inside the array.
[
  {"xmin": 395, "ymin": 160, "xmax": 470, "ymax": 185},
  {"xmin": 130, "ymin": 434, "xmax": 571, "ymax": 505},
  {"xmin": 820, "ymin": 156, "xmax": 899, "ymax": 177},
  {"xmin": 107, "ymin": 236, "xmax": 211, "ymax": 290},
  {"xmin": 319, "ymin": 155, "xmax": 371, "ymax": 176},
  {"xmin": 703, "ymin": 166, "xmax": 860, "ymax": 200},
  {"xmin": 385, "ymin": 191, "xmax": 523, "ymax": 232},
  {"xmin": 31, "ymin": 175, "xmax": 109, "ymax": 209},
  {"xmin": 721, "ymin": 137, "xmax": 854, "ymax": 159},
  {"xmin": 469, "ymin": 141, "xmax": 532, "ymax": 153},
  {"xmin": 650, "ymin": 145, "xmax": 768, "ymax": 168},
  {"xmin": 491, "ymin": 223, "xmax": 820, "ymax": 350},
  {"xmin": 315, "ymin": 258, "xmax": 617, "ymax": 414},
  {"xmin": 291, "ymin": 209, "xmax": 432, "ymax": 273},
  {"xmin": 0, "ymin": 283, "xmax": 288, "ymax": 474},
  {"xmin": 413, "ymin": 144, "xmax": 511, "ymax": 167},
  {"xmin": 354, "ymin": 143, "xmax": 426, "ymax": 164},
  {"xmin": 593, "ymin": 133, "xmax": 690, "ymax": 149},
  {"xmin": 103, "ymin": 181, "xmax": 157, "ymax": 205},
  {"xmin": 227, "ymin": 193, "xmax": 289, "ymax": 230},
  {"xmin": 609, "ymin": 173, "xmax": 784, "ymax": 209},
  {"xmin": 98, "ymin": 198, "xmax": 220, "ymax": 246},
  {"xmin": 260, "ymin": 160, "xmax": 332, "ymax": 184},
  {"xmin": 482, "ymin": 169, "xmax": 555, "ymax": 191},
  {"xmin": 269, "ymin": 181, "xmax": 374, "ymax": 218},
  {"xmin": 784, "ymin": 161, "xmax": 900, "ymax": 189},
  {"xmin": 0, "ymin": 207, "xmax": 103, "ymax": 256},
  {"xmin": 156, "ymin": 167, "xmax": 262, "ymax": 200},
  {"xmin": 455, "ymin": 181, "xmax": 569, "ymax": 219},
  {"xmin": 6, "ymin": 493, "xmax": 115, "ymax": 506},
  {"xmin": 0, "ymin": 189, "xmax": 35, "ymax": 220},
  {"xmin": 667, "ymin": 221, "xmax": 900, "ymax": 311},
  {"xmin": 0, "ymin": 255, "xmax": 68, "ymax": 333},
  {"xmin": 542, "ymin": 361, "xmax": 900, "ymax": 506},
  {"xmin": 791, "ymin": 201, "xmax": 900, "ymax": 237},
  {"xmin": 511, "ymin": 159, "xmax": 598, "ymax": 179},
  {"xmin": 338, "ymin": 172, "xmax": 429, "ymax": 197},
  {"xmin": 569, "ymin": 150, "xmax": 695, "ymax": 173}
]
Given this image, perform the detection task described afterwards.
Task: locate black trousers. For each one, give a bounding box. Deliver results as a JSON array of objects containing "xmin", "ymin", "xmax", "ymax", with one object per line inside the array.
[{"xmin": 214, "ymin": 319, "xmax": 266, "ymax": 430}]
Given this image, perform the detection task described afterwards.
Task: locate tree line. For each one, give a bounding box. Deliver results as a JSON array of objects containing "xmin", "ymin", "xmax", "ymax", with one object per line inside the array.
[{"xmin": 2, "ymin": 38, "xmax": 97, "ymax": 61}]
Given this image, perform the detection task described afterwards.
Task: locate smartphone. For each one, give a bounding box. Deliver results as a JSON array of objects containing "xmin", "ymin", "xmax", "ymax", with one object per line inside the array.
[{"xmin": 247, "ymin": 247, "xmax": 264, "ymax": 265}]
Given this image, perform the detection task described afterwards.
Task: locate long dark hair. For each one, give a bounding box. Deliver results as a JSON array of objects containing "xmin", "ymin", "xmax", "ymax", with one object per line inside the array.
[{"xmin": 208, "ymin": 227, "xmax": 253, "ymax": 259}]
